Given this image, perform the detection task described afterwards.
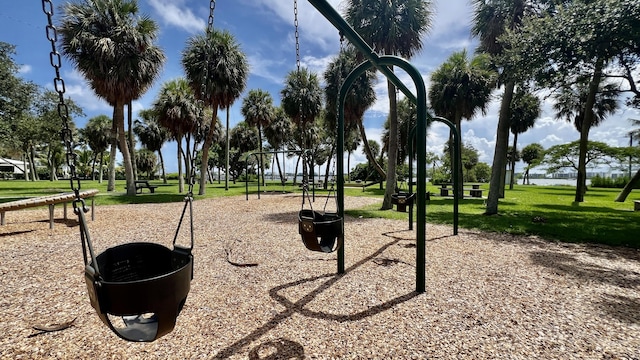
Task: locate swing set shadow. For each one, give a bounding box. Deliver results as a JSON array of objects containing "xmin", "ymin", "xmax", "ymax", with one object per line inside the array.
[{"xmin": 212, "ymin": 230, "xmax": 420, "ymax": 359}]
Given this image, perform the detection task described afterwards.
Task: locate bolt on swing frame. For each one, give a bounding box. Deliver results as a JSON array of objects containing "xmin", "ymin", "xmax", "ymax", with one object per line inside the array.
[{"xmin": 307, "ymin": 0, "xmax": 459, "ymax": 293}]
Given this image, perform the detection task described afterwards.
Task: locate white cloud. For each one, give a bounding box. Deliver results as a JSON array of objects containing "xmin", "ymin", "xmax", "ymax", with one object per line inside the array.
[
  {"xmin": 147, "ymin": 0, "xmax": 206, "ymax": 34},
  {"xmin": 240, "ymin": 0, "xmax": 342, "ymax": 53},
  {"xmin": 61, "ymin": 69, "xmax": 111, "ymax": 113},
  {"xmin": 18, "ymin": 64, "xmax": 32, "ymax": 74}
]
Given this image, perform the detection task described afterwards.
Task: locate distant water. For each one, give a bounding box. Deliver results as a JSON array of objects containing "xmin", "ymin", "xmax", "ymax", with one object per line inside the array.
[{"xmin": 526, "ymin": 178, "xmax": 591, "ymax": 186}]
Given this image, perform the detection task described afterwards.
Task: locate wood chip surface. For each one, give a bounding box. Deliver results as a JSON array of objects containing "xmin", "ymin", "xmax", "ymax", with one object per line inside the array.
[{"xmin": 1, "ymin": 193, "xmax": 639, "ymax": 359}]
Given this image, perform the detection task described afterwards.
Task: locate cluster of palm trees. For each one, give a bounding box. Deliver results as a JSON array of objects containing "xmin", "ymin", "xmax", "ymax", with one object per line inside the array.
[{"xmin": 56, "ymin": 0, "xmax": 638, "ymax": 213}]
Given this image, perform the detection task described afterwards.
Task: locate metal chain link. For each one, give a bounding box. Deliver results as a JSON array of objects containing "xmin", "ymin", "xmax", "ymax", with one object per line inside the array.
[
  {"xmin": 42, "ymin": 0, "xmax": 86, "ymax": 212},
  {"xmin": 294, "ymin": 0, "xmax": 300, "ymax": 72},
  {"xmin": 186, "ymin": 0, "xmax": 215, "ymax": 197}
]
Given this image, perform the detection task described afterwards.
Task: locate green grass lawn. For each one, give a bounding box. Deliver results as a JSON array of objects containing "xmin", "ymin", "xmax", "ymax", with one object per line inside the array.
[{"xmin": 1, "ymin": 179, "xmax": 639, "ymax": 248}]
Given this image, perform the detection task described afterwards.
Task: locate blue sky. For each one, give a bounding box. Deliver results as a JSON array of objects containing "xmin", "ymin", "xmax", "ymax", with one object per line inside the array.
[{"xmin": 2, "ymin": 0, "xmax": 639, "ymax": 175}]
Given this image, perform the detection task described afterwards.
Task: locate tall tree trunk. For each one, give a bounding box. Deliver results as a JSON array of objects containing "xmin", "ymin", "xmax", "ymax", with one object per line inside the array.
[
  {"xmin": 615, "ymin": 167, "xmax": 640, "ymax": 202},
  {"xmin": 509, "ymin": 132, "xmax": 519, "ymax": 190},
  {"xmin": 116, "ymin": 101, "xmax": 136, "ymax": 196},
  {"xmin": 98, "ymin": 151, "xmax": 104, "ymax": 184},
  {"xmin": 451, "ymin": 111, "xmax": 464, "ymax": 198},
  {"xmin": 200, "ymin": 106, "xmax": 219, "ymax": 195},
  {"xmin": 107, "ymin": 107, "xmax": 118, "ymax": 192},
  {"xmin": 575, "ymin": 59, "xmax": 604, "ymax": 203},
  {"xmin": 258, "ymin": 127, "xmax": 265, "ymax": 186},
  {"xmin": 31, "ymin": 146, "xmax": 39, "ymax": 181},
  {"xmin": 358, "ymin": 119, "xmax": 386, "ymax": 179},
  {"xmin": 177, "ymin": 135, "xmax": 184, "ymax": 193},
  {"xmin": 128, "ymin": 101, "xmax": 137, "ymax": 181},
  {"xmin": 347, "ymin": 151, "xmax": 351, "ymax": 183},
  {"xmin": 158, "ymin": 150, "xmax": 167, "ymax": 184},
  {"xmin": 485, "ymin": 81, "xmax": 516, "ymax": 215},
  {"xmin": 294, "ymin": 155, "xmax": 300, "ymax": 185},
  {"xmin": 225, "ymin": 108, "xmax": 230, "ymax": 191},
  {"xmin": 383, "ymin": 78, "xmax": 398, "ymax": 210},
  {"xmin": 275, "ymin": 153, "xmax": 284, "ymax": 184},
  {"xmin": 91, "ymin": 153, "xmax": 97, "ymax": 181}
]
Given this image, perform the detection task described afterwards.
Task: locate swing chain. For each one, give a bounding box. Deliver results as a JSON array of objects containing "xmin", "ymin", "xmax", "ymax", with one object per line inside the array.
[
  {"xmin": 42, "ymin": 0, "xmax": 87, "ymax": 212},
  {"xmin": 294, "ymin": 0, "xmax": 300, "ymax": 73}
]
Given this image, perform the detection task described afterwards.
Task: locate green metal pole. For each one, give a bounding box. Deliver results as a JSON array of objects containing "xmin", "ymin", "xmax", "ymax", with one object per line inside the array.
[
  {"xmin": 307, "ymin": 0, "xmax": 418, "ymax": 104},
  {"xmin": 339, "ymin": 56, "xmax": 427, "ymax": 293},
  {"xmin": 433, "ymin": 117, "xmax": 459, "ymax": 235}
]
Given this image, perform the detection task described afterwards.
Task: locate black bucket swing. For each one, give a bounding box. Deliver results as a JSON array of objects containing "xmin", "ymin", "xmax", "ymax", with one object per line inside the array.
[
  {"xmin": 298, "ymin": 174, "xmax": 343, "ymax": 253},
  {"xmin": 391, "ymin": 178, "xmax": 415, "ymax": 213},
  {"xmin": 40, "ymin": 0, "xmax": 208, "ymax": 342},
  {"xmin": 81, "ymin": 194, "xmax": 195, "ymax": 342}
]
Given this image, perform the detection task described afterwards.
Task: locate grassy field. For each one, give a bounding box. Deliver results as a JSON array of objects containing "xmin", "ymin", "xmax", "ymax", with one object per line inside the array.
[{"xmin": 1, "ymin": 179, "xmax": 639, "ymax": 248}]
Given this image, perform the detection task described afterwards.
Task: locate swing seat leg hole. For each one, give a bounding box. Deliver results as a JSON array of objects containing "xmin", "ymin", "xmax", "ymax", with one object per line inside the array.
[{"xmin": 107, "ymin": 313, "xmax": 159, "ymax": 342}]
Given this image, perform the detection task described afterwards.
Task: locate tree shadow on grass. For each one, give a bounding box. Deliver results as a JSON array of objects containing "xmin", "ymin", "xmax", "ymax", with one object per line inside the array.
[{"xmin": 212, "ymin": 230, "xmax": 421, "ymax": 359}]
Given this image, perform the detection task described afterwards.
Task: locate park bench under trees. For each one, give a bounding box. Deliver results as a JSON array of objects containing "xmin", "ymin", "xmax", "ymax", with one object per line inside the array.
[{"xmin": 133, "ymin": 180, "xmax": 158, "ymax": 194}]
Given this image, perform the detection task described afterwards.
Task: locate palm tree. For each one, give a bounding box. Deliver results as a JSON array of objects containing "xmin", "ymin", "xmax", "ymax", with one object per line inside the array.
[
  {"xmin": 134, "ymin": 109, "xmax": 170, "ymax": 183},
  {"xmin": 553, "ymin": 81, "xmax": 619, "ymax": 196},
  {"xmin": 241, "ymin": 89, "xmax": 274, "ymax": 186},
  {"xmin": 472, "ymin": 0, "xmax": 531, "ymax": 213},
  {"xmin": 182, "ymin": 29, "xmax": 248, "ymax": 195},
  {"xmin": 429, "ymin": 49, "xmax": 495, "ymax": 197},
  {"xmin": 346, "ymin": 0, "xmax": 433, "ymax": 209},
  {"xmin": 520, "ymin": 143, "xmax": 544, "ymax": 185},
  {"xmin": 508, "ymin": 89, "xmax": 540, "ymax": 189},
  {"xmin": 344, "ymin": 128, "xmax": 361, "ymax": 183},
  {"xmin": 59, "ymin": 0, "xmax": 165, "ymax": 195},
  {"xmin": 323, "ymin": 47, "xmax": 379, "ymax": 181},
  {"xmin": 263, "ymin": 107, "xmax": 293, "ymax": 184},
  {"xmin": 152, "ymin": 78, "xmax": 200, "ymax": 193},
  {"xmin": 81, "ymin": 115, "xmax": 111, "ymax": 182},
  {"xmin": 281, "ymin": 68, "xmax": 323, "ymax": 183}
]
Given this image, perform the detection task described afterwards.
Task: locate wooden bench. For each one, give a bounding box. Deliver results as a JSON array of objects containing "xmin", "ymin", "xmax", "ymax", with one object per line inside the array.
[
  {"xmin": 0, "ymin": 189, "xmax": 98, "ymax": 229},
  {"xmin": 134, "ymin": 180, "xmax": 158, "ymax": 194},
  {"xmin": 634, "ymin": 200, "xmax": 640, "ymax": 212}
]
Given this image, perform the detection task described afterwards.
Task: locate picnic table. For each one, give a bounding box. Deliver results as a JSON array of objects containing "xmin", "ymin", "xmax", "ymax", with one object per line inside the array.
[
  {"xmin": 134, "ymin": 180, "xmax": 158, "ymax": 194},
  {"xmin": 439, "ymin": 183, "xmax": 484, "ymax": 198}
]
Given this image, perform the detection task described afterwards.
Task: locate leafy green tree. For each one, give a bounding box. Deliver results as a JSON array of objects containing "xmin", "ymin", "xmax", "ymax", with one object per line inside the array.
[
  {"xmin": 134, "ymin": 109, "xmax": 170, "ymax": 183},
  {"xmin": 32, "ymin": 90, "xmax": 84, "ymax": 181},
  {"xmin": 281, "ymin": 68, "xmax": 323, "ymax": 183},
  {"xmin": 344, "ymin": 128, "xmax": 361, "ymax": 183},
  {"xmin": 542, "ymin": 141, "xmax": 619, "ymax": 176},
  {"xmin": 472, "ymin": 0, "xmax": 533, "ymax": 214},
  {"xmin": 429, "ymin": 49, "xmax": 495, "ymax": 197},
  {"xmin": 136, "ymin": 148, "xmax": 157, "ymax": 179},
  {"xmin": 59, "ymin": 0, "xmax": 165, "ymax": 195},
  {"xmin": 324, "ymin": 47, "xmax": 379, "ymax": 181},
  {"xmin": 241, "ymin": 89, "xmax": 274, "ymax": 186},
  {"xmin": 183, "ymin": 29, "xmax": 248, "ymax": 194},
  {"xmin": 80, "ymin": 115, "xmax": 111, "ymax": 182},
  {"xmin": 229, "ymin": 122, "xmax": 259, "ymax": 182},
  {"xmin": 0, "ymin": 42, "xmax": 37, "ymax": 148},
  {"xmin": 263, "ymin": 106, "xmax": 293, "ymax": 184},
  {"xmin": 508, "ymin": 88, "xmax": 540, "ymax": 189},
  {"xmin": 473, "ymin": 162, "xmax": 491, "ymax": 183},
  {"xmin": 501, "ymin": 0, "xmax": 640, "ymax": 202},
  {"xmin": 346, "ymin": 0, "xmax": 433, "ymax": 209},
  {"xmin": 153, "ymin": 78, "xmax": 200, "ymax": 193},
  {"xmin": 520, "ymin": 143, "xmax": 544, "ymax": 185}
]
